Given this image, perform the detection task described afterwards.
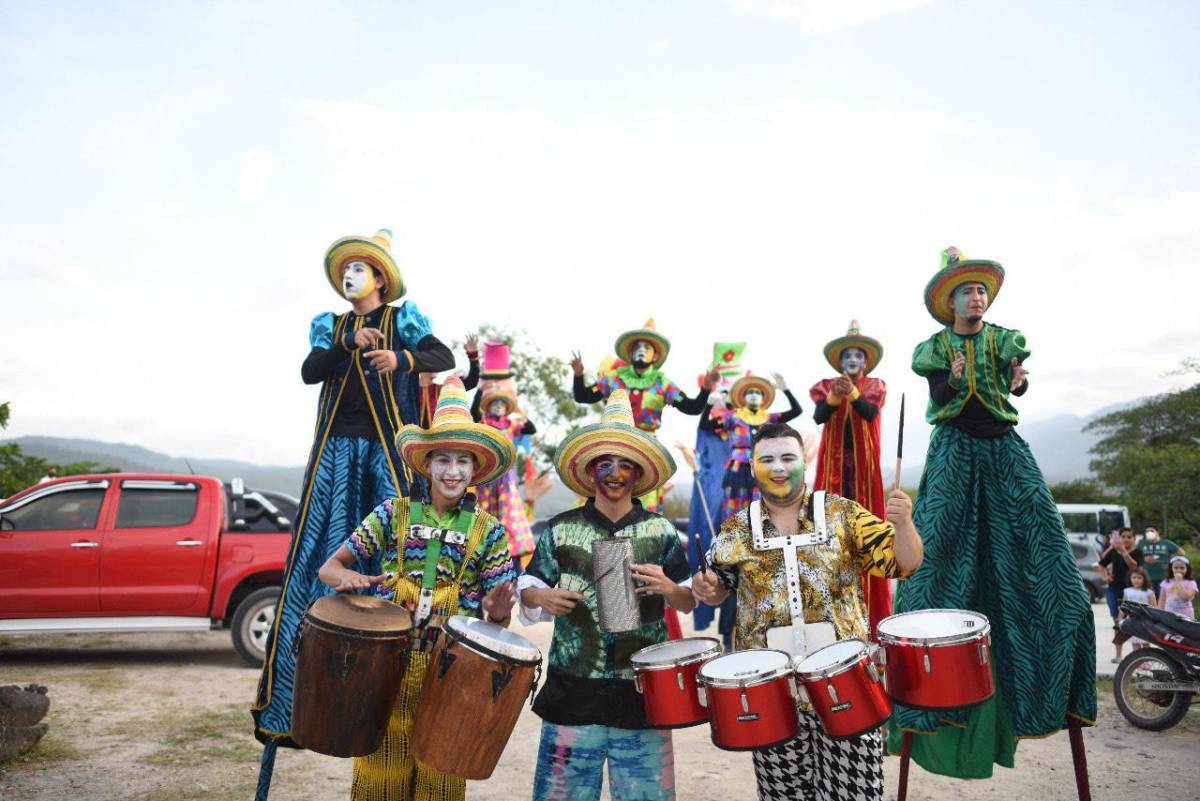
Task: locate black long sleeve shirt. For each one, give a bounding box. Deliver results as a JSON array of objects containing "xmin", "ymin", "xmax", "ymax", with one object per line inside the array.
[{"xmin": 572, "ymin": 374, "xmax": 711, "ymax": 414}]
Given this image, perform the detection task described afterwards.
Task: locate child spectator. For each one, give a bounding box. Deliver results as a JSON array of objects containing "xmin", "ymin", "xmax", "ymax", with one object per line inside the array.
[
  {"xmin": 1158, "ymin": 556, "xmax": 1197, "ymax": 620},
  {"xmin": 1115, "ymin": 567, "xmax": 1156, "ymax": 660}
]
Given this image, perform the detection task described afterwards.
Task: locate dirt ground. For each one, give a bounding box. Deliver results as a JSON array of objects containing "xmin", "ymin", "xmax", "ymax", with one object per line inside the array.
[{"xmin": 0, "ymin": 617, "xmax": 1195, "ymax": 801}]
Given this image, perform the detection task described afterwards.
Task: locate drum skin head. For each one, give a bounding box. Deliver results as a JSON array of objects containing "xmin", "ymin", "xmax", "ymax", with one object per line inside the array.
[
  {"xmin": 631, "ymin": 637, "xmax": 721, "ymax": 669},
  {"xmin": 309, "ymin": 594, "xmax": 413, "ymax": 634},
  {"xmin": 795, "ymin": 639, "xmax": 866, "ymax": 674},
  {"xmin": 444, "ymin": 615, "xmax": 541, "ymax": 663},
  {"xmin": 876, "ymin": 609, "xmax": 989, "ymax": 643},
  {"xmin": 700, "ymin": 649, "xmax": 790, "ymax": 684}
]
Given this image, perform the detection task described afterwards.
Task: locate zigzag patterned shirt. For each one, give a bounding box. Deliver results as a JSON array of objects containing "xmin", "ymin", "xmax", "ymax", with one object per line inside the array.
[{"xmin": 346, "ymin": 496, "xmax": 516, "ymax": 613}]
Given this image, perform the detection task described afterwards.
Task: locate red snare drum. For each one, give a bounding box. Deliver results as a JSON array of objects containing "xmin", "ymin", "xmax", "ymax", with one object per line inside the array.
[
  {"xmin": 876, "ymin": 609, "xmax": 993, "ymax": 710},
  {"xmin": 793, "ymin": 639, "xmax": 891, "ymax": 740},
  {"xmin": 698, "ymin": 649, "xmax": 798, "ymax": 751},
  {"xmin": 631, "ymin": 637, "xmax": 722, "ymax": 729}
]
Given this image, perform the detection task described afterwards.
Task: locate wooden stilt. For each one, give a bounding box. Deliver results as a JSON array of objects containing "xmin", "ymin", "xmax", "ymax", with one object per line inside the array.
[
  {"xmin": 1067, "ymin": 717, "xmax": 1092, "ymax": 801},
  {"xmin": 897, "ymin": 731, "xmax": 913, "ymax": 801}
]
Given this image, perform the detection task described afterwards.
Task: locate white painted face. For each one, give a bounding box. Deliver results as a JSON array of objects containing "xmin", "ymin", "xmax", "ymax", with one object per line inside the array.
[
  {"xmin": 744, "ymin": 389, "xmax": 764, "ymax": 410},
  {"xmin": 427, "ymin": 449, "xmax": 476, "ymax": 504},
  {"xmin": 487, "ymin": 399, "xmax": 509, "ymax": 417},
  {"xmin": 631, "ymin": 341, "xmax": 657, "ymax": 366},
  {"xmin": 841, "ymin": 347, "xmax": 867, "ymax": 376},
  {"xmin": 342, "ymin": 260, "xmax": 378, "ymax": 301},
  {"xmin": 751, "ymin": 436, "xmax": 806, "ymax": 505}
]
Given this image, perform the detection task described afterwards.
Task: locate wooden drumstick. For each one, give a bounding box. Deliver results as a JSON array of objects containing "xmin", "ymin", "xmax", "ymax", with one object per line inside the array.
[{"xmin": 892, "ymin": 393, "xmax": 905, "ymax": 493}]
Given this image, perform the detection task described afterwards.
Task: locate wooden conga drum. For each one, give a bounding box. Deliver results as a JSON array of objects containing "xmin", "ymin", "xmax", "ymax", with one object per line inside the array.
[
  {"xmin": 411, "ymin": 615, "xmax": 542, "ymax": 779},
  {"xmin": 291, "ymin": 594, "xmax": 413, "ymax": 757}
]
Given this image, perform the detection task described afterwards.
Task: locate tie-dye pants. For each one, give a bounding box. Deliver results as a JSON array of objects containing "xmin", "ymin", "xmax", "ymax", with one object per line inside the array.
[{"xmin": 532, "ymin": 722, "xmax": 675, "ymax": 801}]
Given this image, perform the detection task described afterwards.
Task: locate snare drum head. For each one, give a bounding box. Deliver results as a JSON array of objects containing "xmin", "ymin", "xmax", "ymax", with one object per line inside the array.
[
  {"xmin": 877, "ymin": 609, "xmax": 989, "ymax": 642},
  {"xmin": 699, "ymin": 649, "xmax": 790, "ymax": 685},
  {"xmin": 444, "ymin": 615, "xmax": 542, "ymax": 664},
  {"xmin": 309, "ymin": 594, "xmax": 413, "ymax": 633},
  {"xmin": 631, "ymin": 637, "xmax": 721, "ymax": 668},
  {"xmin": 794, "ymin": 639, "xmax": 866, "ymax": 675}
]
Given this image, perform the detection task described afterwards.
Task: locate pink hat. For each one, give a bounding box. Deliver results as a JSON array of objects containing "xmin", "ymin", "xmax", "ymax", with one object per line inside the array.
[{"xmin": 481, "ymin": 341, "xmax": 513, "ymax": 380}]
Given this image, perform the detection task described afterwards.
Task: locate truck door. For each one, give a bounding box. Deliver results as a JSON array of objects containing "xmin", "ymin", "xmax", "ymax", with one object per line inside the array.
[
  {"xmin": 0, "ymin": 480, "xmax": 110, "ymax": 615},
  {"xmin": 99, "ymin": 479, "xmax": 209, "ymax": 613}
]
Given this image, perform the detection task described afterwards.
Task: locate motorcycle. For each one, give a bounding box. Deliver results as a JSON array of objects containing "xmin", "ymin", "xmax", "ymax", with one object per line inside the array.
[{"xmin": 1112, "ymin": 600, "xmax": 1200, "ymax": 730}]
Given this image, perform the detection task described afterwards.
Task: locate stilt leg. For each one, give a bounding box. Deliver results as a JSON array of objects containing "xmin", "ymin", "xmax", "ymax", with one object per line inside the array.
[
  {"xmin": 897, "ymin": 731, "xmax": 913, "ymax": 801},
  {"xmin": 255, "ymin": 740, "xmax": 277, "ymax": 801},
  {"xmin": 1067, "ymin": 717, "xmax": 1091, "ymax": 801}
]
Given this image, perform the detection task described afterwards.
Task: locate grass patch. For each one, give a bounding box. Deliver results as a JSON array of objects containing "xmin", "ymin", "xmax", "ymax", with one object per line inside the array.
[
  {"xmin": 127, "ymin": 780, "xmax": 257, "ymax": 801},
  {"xmin": 136, "ymin": 705, "xmax": 259, "ymax": 768},
  {"xmin": 1096, "ymin": 675, "xmax": 1113, "ymax": 695},
  {"xmin": 0, "ymin": 734, "xmax": 80, "ymax": 772},
  {"xmin": 0, "ymin": 635, "xmax": 14, "ymax": 649}
]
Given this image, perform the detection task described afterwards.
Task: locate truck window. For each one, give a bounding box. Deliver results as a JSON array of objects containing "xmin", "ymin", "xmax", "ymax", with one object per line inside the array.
[
  {"xmin": 0, "ymin": 489, "xmax": 105, "ymax": 530},
  {"xmin": 1059, "ymin": 512, "xmax": 1096, "ymax": 536},
  {"xmin": 116, "ymin": 487, "xmax": 199, "ymax": 528}
]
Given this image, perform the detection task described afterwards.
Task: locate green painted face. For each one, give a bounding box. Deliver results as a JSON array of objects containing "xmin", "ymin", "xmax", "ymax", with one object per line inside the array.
[
  {"xmin": 751, "ymin": 437, "xmax": 806, "ymax": 505},
  {"xmin": 953, "ymin": 282, "xmax": 988, "ymax": 322}
]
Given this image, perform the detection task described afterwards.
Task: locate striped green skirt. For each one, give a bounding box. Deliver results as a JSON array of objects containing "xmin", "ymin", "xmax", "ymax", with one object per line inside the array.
[{"xmin": 887, "ymin": 426, "xmax": 1096, "ymax": 778}]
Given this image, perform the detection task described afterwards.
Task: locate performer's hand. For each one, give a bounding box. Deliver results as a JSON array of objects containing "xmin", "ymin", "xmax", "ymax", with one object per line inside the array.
[
  {"xmin": 364, "ymin": 349, "xmax": 399, "ymax": 375},
  {"xmin": 769, "ymin": 371, "xmax": 788, "ymax": 392},
  {"xmin": 886, "ymin": 489, "xmax": 915, "ymax": 528},
  {"xmin": 482, "ymin": 582, "xmax": 515, "ymax": 624},
  {"xmin": 524, "ymin": 471, "xmax": 555, "ymax": 504},
  {"xmin": 465, "ymin": 333, "xmax": 479, "ymax": 356},
  {"xmin": 702, "ymin": 366, "xmax": 722, "ymax": 391},
  {"xmin": 951, "ymin": 351, "xmax": 966, "ymax": 380},
  {"xmin": 569, "ymin": 351, "xmax": 585, "ymax": 377},
  {"xmin": 525, "ymin": 587, "xmax": 585, "ymax": 615},
  {"xmin": 354, "ymin": 327, "xmax": 385, "ymax": 350},
  {"xmin": 1009, "ymin": 357, "xmax": 1029, "ymax": 391},
  {"xmin": 691, "ymin": 571, "xmax": 727, "ymax": 605},
  {"xmin": 329, "ymin": 569, "xmax": 388, "ymax": 593},
  {"xmin": 630, "ymin": 563, "xmax": 674, "ymax": 596},
  {"xmin": 833, "ymin": 375, "xmax": 854, "ymax": 396}
]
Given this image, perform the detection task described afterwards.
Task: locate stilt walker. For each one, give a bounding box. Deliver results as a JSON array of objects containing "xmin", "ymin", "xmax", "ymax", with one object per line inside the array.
[
  {"xmin": 888, "ymin": 247, "xmax": 1095, "ymax": 795},
  {"xmin": 711, "ymin": 372, "xmax": 802, "ymax": 517},
  {"xmin": 252, "ymin": 228, "xmax": 455, "ymax": 799},
  {"xmin": 810, "ymin": 321, "xmax": 891, "ymax": 636}
]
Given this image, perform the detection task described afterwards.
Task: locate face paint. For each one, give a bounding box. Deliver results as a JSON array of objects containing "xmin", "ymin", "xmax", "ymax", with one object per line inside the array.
[
  {"xmin": 751, "ymin": 437, "xmax": 806, "ymax": 505},
  {"xmin": 587, "ymin": 456, "xmax": 639, "ymax": 502},
  {"xmin": 342, "ymin": 260, "xmax": 378, "ymax": 301},
  {"xmin": 841, "ymin": 347, "xmax": 867, "ymax": 376},
  {"xmin": 952, "ymin": 282, "xmax": 987, "ymax": 323},
  {"xmin": 744, "ymin": 389, "xmax": 764, "ymax": 411},
  {"xmin": 427, "ymin": 449, "xmax": 476, "ymax": 504},
  {"xmin": 631, "ymin": 341, "xmax": 656, "ymax": 368},
  {"xmin": 487, "ymin": 399, "xmax": 508, "ymax": 417}
]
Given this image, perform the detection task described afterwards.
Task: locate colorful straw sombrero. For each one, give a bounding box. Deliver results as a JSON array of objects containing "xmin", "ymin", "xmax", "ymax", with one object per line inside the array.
[
  {"xmin": 923, "ymin": 246, "xmax": 1004, "ymax": 325},
  {"xmin": 823, "ymin": 320, "xmax": 883, "ymax": 374},
  {"xmin": 479, "ymin": 386, "xmax": 518, "ymax": 417},
  {"xmin": 730, "ymin": 374, "xmax": 775, "ymax": 409},
  {"xmin": 324, "ymin": 228, "xmax": 406, "ymax": 304},
  {"xmin": 614, "ymin": 319, "xmax": 671, "ymax": 369},
  {"xmin": 396, "ymin": 378, "xmax": 515, "ymax": 486},
  {"xmin": 554, "ymin": 388, "xmax": 676, "ymax": 499}
]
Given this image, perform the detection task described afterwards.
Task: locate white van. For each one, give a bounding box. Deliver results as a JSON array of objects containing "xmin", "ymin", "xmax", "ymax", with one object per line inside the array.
[{"xmin": 1057, "ymin": 503, "xmax": 1131, "ymax": 543}]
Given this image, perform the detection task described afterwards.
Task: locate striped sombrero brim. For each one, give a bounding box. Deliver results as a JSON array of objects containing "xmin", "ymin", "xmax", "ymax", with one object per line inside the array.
[
  {"xmin": 396, "ymin": 423, "xmax": 515, "ymax": 486},
  {"xmin": 325, "ymin": 236, "xmax": 406, "ymax": 304},
  {"xmin": 554, "ymin": 423, "xmax": 676, "ymax": 499},
  {"xmin": 923, "ymin": 260, "xmax": 1004, "ymax": 325},
  {"xmin": 479, "ymin": 391, "xmax": 517, "ymax": 416},
  {"xmin": 731, "ymin": 375, "xmax": 775, "ymax": 409},
  {"xmin": 823, "ymin": 336, "xmax": 884, "ymax": 374},
  {"xmin": 614, "ymin": 329, "xmax": 671, "ymax": 369}
]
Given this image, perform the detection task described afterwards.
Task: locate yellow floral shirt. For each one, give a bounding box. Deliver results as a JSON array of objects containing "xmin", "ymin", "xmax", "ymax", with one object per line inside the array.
[{"xmin": 709, "ymin": 492, "xmax": 910, "ymax": 650}]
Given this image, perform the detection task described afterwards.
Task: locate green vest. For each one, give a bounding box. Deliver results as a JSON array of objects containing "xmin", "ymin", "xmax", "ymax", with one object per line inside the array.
[{"xmin": 912, "ymin": 322, "xmax": 1030, "ymax": 425}]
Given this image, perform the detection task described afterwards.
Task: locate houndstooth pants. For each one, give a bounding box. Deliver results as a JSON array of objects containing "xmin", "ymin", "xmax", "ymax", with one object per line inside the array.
[{"xmin": 751, "ymin": 713, "xmax": 884, "ymax": 801}]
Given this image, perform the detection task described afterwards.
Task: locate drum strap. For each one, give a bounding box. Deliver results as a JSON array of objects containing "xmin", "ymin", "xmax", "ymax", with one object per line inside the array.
[
  {"xmin": 407, "ymin": 502, "xmax": 477, "ymax": 627},
  {"xmin": 749, "ymin": 492, "xmax": 827, "ymax": 658}
]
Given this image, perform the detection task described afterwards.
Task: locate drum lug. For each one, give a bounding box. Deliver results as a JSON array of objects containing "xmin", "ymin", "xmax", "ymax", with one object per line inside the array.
[
  {"xmin": 827, "ymin": 684, "xmax": 839, "ymax": 705},
  {"xmin": 795, "ymin": 683, "xmax": 810, "ymax": 704},
  {"xmin": 437, "ymin": 648, "xmax": 457, "ymax": 679},
  {"xmin": 740, "ymin": 690, "xmax": 750, "ymax": 714},
  {"xmin": 491, "ymin": 666, "xmax": 514, "ymax": 702},
  {"xmin": 923, "ymin": 647, "xmax": 932, "ymax": 673},
  {"xmin": 698, "ymin": 686, "xmax": 708, "ymax": 708},
  {"xmin": 978, "ymin": 640, "xmax": 989, "ymax": 666},
  {"xmin": 529, "ymin": 662, "xmax": 542, "ymax": 709},
  {"xmin": 634, "ymin": 673, "xmax": 643, "ymax": 695},
  {"xmin": 867, "ymin": 662, "xmax": 881, "ymax": 684},
  {"xmin": 870, "ymin": 644, "xmax": 885, "ymax": 666},
  {"xmin": 677, "ymin": 671, "xmax": 685, "ymax": 692}
]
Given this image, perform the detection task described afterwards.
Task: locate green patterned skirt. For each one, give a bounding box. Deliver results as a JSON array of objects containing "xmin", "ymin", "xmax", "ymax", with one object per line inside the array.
[{"xmin": 887, "ymin": 426, "xmax": 1096, "ymax": 778}]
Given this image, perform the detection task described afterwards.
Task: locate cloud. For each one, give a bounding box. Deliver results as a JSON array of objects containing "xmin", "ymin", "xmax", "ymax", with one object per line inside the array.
[
  {"xmin": 235, "ymin": 150, "xmax": 280, "ymax": 202},
  {"xmin": 728, "ymin": 0, "xmax": 935, "ymax": 33}
]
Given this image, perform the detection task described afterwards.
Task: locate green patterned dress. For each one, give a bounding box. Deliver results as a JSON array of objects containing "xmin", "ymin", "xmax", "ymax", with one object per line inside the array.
[{"xmin": 887, "ymin": 323, "xmax": 1096, "ymax": 778}]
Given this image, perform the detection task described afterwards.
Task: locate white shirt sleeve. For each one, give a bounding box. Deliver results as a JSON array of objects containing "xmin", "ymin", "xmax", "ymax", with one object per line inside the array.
[{"xmin": 516, "ymin": 573, "xmax": 554, "ymax": 626}]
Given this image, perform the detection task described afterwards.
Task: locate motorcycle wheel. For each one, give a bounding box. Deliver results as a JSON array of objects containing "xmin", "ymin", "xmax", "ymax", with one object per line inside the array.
[{"xmin": 1113, "ymin": 648, "xmax": 1192, "ymax": 731}]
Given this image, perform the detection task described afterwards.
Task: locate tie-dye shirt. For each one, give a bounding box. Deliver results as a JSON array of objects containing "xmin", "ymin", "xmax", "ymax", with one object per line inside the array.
[{"xmin": 345, "ymin": 496, "xmax": 516, "ymax": 614}]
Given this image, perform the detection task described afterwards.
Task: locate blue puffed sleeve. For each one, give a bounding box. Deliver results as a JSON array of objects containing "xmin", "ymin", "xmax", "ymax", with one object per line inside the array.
[
  {"xmin": 393, "ymin": 301, "xmax": 433, "ymax": 348},
  {"xmin": 309, "ymin": 312, "xmax": 336, "ymax": 349}
]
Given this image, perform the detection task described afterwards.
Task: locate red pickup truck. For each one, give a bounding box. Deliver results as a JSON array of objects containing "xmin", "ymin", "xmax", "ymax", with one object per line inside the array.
[{"xmin": 0, "ymin": 474, "xmax": 294, "ymax": 666}]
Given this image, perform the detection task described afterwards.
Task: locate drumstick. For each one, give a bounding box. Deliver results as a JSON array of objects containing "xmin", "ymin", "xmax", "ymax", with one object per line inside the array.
[
  {"xmin": 892, "ymin": 393, "xmax": 905, "ymax": 493},
  {"xmin": 694, "ymin": 533, "xmax": 708, "ymax": 574}
]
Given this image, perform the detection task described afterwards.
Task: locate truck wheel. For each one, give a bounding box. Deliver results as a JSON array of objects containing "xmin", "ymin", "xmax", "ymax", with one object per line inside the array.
[{"xmin": 231, "ymin": 587, "xmax": 279, "ymax": 668}]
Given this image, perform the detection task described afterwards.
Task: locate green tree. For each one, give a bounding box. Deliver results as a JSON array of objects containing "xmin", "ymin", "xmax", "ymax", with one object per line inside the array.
[
  {"xmin": 0, "ymin": 402, "xmax": 119, "ymax": 497},
  {"xmin": 1085, "ymin": 361, "xmax": 1200, "ymax": 545},
  {"xmin": 453, "ymin": 325, "xmax": 591, "ymax": 467},
  {"xmin": 1048, "ymin": 478, "xmax": 1115, "ymax": 504}
]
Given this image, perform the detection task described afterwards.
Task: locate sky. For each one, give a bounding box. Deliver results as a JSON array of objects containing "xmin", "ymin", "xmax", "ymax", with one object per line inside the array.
[{"xmin": 1, "ymin": 0, "xmax": 1198, "ymax": 472}]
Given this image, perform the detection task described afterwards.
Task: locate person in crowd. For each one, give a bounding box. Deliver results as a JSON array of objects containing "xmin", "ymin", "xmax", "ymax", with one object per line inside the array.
[{"xmin": 1158, "ymin": 556, "xmax": 1197, "ymax": 620}]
